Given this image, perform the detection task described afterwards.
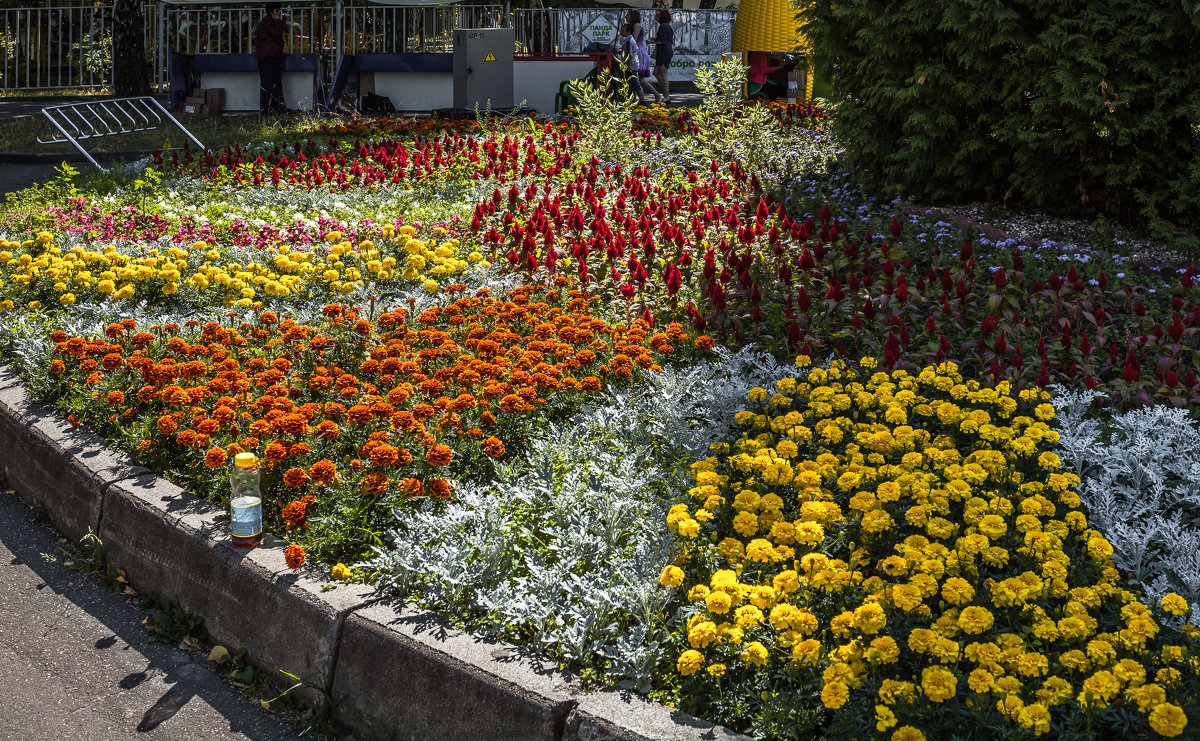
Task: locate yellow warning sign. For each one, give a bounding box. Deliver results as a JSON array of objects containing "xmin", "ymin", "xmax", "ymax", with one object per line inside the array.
[{"xmin": 483, "ymin": 49, "xmax": 497, "ymax": 62}]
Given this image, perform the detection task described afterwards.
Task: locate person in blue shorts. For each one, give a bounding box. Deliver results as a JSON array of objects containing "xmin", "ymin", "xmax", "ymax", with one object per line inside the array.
[{"xmin": 618, "ymin": 23, "xmax": 644, "ymax": 103}]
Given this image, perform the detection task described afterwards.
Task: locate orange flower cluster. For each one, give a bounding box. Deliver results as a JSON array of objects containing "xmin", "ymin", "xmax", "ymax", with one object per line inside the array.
[
  {"xmin": 40, "ymin": 284, "xmax": 705, "ymax": 560},
  {"xmin": 284, "ymin": 543, "xmax": 306, "ymax": 569}
]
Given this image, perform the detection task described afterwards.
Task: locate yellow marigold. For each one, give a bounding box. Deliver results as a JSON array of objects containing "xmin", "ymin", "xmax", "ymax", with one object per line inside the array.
[
  {"xmin": 1133, "ymin": 684, "xmax": 1167, "ymax": 714},
  {"xmin": 843, "ymin": 603, "xmax": 885, "ymax": 637},
  {"xmin": 958, "ymin": 606, "xmax": 995, "ymax": 635},
  {"xmin": 331, "ymin": 563, "xmax": 352, "ymax": 581},
  {"xmin": 1160, "ymin": 593, "xmax": 1190, "ymax": 616},
  {"xmin": 1079, "ymin": 670, "xmax": 1121, "ymax": 707},
  {"xmin": 942, "ymin": 577, "xmax": 975, "ymax": 605},
  {"xmin": 706, "ymin": 591, "xmax": 733, "ymax": 615},
  {"xmin": 746, "ymin": 538, "xmax": 778, "ymax": 563},
  {"xmin": 736, "ymin": 604, "xmax": 765, "ymax": 629},
  {"xmin": 1017, "ymin": 703, "xmax": 1051, "ymax": 736},
  {"xmin": 792, "ymin": 638, "xmax": 821, "ymax": 664},
  {"xmin": 659, "ymin": 565, "xmax": 685, "ymax": 588},
  {"xmin": 892, "ymin": 726, "xmax": 926, "ymax": 741},
  {"xmin": 891, "ymin": 583, "xmax": 924, "ymax": 612},
  {"xmin": 921, "ymin": 666, "xmax": 958, "ymax": 703},
  {"xmin": 688, "ymin": 620, "xmax": 719, "ymax": 648},
  {"xmin": 1149, "ymin": 703, "xmax": 1188, "ymax": 738},
  {"xmin": 875, "ymin": 704, "xmax": 897, "ymax": 732},
  {"xmin": 821, "ymin": 680, "xmax": 849, "ymax": 709},
  {"xmin": 968, "ymin": 668, "xmax": 995, "ymax": 694},
  {"xmin": 867, "ymin": 636, "xmax": 901, "ymax": 664},
  {"xmin": 741, "ymin": 641, "xmax": 769, "ymax": 667},
  {"xmin": 706, "ymin": 663, "xmax": 726, "ymax": 677},
  {"xmin": 676, "ymin": 649, "xmax": 704, "ymax": 675}
]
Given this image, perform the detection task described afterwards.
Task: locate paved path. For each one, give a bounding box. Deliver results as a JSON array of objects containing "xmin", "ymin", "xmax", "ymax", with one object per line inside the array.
[
  {"xmin": 0, "ymin": 488, "xmax": 305, "ymax": 741},
  {"xmin": 2, "ymin": 163, "xmax": 59, "ymax": 195}
]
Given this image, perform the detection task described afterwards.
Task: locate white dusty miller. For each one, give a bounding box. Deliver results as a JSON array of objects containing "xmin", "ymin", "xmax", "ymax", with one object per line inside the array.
[
  {"xmin": 1052, "ymin": 387, "xmax": 1200, "ymax": 628},
  {"xmin": 367, "ymin": 346, "xmax": 797, "ymax": 690}
]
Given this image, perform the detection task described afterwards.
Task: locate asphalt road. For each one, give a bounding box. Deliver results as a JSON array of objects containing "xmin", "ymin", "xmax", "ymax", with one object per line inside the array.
[
  {"xmin": 0, "ymin": 488, "xmax": 305, "ymax": 741},
  {"xmin": 3, "ymin": 163, "xmax": 58, "ymax": 196}
]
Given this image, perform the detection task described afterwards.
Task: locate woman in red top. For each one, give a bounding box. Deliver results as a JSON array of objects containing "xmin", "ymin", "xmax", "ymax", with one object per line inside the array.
[
  {"xmin": 255, "ymin": 2, "xmax": 286, "ymax": 115},
  {"xmin": 746, "ymin": 51, "xmax": 787, "ymax": 100}
]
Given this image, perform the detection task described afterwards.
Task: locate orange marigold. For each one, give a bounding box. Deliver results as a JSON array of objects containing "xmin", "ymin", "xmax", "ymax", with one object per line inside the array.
[
  {"xmin": 264, "ymin": 440, "xmax": 289, "ymax": 463},
  {"xmin": 362, "ymin": 472, "xmax": 389, "ymax": 496},
  {"xmin": 282, "ymin": 500, "xmax": 307, "ymax": 531},
  {"xmin": 283, "ymin": 467, "xmax": 309, "ymax": 487},
  {"xmin": 428, "ymin": 478, "xmax": 452, "ymax": 500},
  {"xmin": 399, "ymin": 478, "xmax": 424, "ymax": 498},
  {"xmin": 369, "ymin": 444, "xmax": 401, "ymax": 467},
  {"xmin": 426, "ymin": 444, "xmax": 453, "ymax": 466},
  {"xmin": 284, "ymin": 544, "xmax": 305, "ymax": 569},
  {"xmin": 308, "ymin": 459, "xmax": 338, "ymax": 485},
  {"xmin": 480, "ymin": 437, "xmax": 506, "ymax": 458},
  {"xmin": 204, "ymin": 447, "xmax": 228, "ymax": 468},
  {"xmin": 105, "ymin": 390, "xmax": 125, "ymax": 406}
]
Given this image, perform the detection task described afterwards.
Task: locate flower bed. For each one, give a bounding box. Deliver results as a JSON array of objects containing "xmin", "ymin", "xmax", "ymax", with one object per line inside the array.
[
  {"xmin": 2, "ymin": 73, "xmax": 1199, "ymax": 740},
  {"xmin": 661, "ymin": 358, "xmax": 1199, "ymax": 739}
]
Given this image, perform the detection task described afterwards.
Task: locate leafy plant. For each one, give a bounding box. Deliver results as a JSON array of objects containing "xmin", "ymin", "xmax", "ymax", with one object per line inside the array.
[
  {"xmin": 800, "ymin": 0, "xmax": 1200, "ymax": 252},
  {"xmin": 566, "ymin": 65, "xmax": 640, "ymax": 166}
]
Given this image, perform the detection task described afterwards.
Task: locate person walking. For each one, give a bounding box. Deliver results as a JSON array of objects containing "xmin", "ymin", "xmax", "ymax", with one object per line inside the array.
[
  {"xmin": 618, "ymin": 23, "xmax": 644, "ymax": 103},
  {"xmin": 625, "ymin": 10, "xmax": 660, "ymax": 103},
  {"xmin": 255, "ymin": 2, "xmax": 286, "ymax": 115},
  {"xmin": 651, "ymin": 9, "xmax": 674, "ymax": 102}
]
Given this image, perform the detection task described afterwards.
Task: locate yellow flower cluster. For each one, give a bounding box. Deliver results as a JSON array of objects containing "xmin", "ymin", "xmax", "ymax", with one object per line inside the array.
[
  {"xmin": 0, "ymin": 226, "xmax": 483, "ymax": 311},
  {"xmin": 665, "ymin": 358, "xmax": 1199, "ymax": 740}
]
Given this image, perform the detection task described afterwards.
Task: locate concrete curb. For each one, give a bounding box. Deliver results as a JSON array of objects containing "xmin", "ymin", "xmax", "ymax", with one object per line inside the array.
[
  {"xmin": 0, "ymin": 364, "xmax": 751, "ymax": 741},
  {"xmin": 0, "ymin": 150, "xmax": 158, "ymax": 165}
]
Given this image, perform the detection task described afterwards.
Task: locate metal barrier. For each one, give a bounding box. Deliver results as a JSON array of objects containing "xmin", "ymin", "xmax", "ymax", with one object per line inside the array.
[
  {"xmin": 0, "ymin": 4, "xmax": 160, "ymax": 91},
  {"xmin": 38, "ymin": 96, "xmax": 203, "ymax": 171},
  {"xmin": 342, "ymin": 5, "xmax": 504, "ymax": 54},
  {"xmin": 1, "ymin": 5, "xmax": 736, "ymax": 92}
]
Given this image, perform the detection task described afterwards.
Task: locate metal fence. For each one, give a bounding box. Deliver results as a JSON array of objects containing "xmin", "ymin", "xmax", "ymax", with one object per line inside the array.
[{"xmin": 1, "ymin": 4, "xmax": 735, "ymax": 92}]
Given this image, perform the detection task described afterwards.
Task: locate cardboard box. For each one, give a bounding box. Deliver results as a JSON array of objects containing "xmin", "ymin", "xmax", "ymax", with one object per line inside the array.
[
  {"xmin": 203, "ymin": 88, "xmax": 224, "ymax": 107},
  {"xmin": 786, "ymin": 67, "xmax": 807, "ymax": 103},
  {"xmin": 182, "ymin": 102, "xmax": 200, "ymax": 115}
]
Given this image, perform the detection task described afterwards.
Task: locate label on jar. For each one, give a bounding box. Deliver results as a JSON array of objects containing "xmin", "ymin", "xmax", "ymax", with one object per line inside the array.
[{"xmin": 231, "ymin": 496, "xmax": 262, "ymax": 538}]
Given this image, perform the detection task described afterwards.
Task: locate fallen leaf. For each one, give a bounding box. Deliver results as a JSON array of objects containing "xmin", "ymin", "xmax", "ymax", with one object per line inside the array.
[
  {"xmin": 208, "ymin": 645, "xmax": 230, "ymax": 663},
  {"xmin": 123, "ymin": 586, "xmax": 138, "ymax": 597},
  {"xmin": 260, "ymin": 700, "xmax": 272, "ymax": 711},
  {"xmin": 180, "ymin": 635, "xmax": 201, "ymax": 651}
]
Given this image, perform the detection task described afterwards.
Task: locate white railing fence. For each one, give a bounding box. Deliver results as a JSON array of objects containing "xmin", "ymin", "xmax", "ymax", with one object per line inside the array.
[{"xmin": 1, "ymin": 4, "xmax": 736, "ymax": 92}]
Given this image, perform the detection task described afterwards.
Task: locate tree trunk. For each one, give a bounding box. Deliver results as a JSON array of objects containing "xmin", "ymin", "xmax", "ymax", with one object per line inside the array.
[{"xmin": 112, "ymin": 0, "xmax": 150, "ymax": 95}]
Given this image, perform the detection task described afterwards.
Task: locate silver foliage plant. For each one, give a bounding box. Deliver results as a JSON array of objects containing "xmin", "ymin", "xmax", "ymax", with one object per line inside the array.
[
  {"xmin": 1052, "ymin": 387, "xmax": 1200, "ymax": 628},
  {"xmin": 367, "ymin": 346, "xmax": 797, "ymax": 689}
]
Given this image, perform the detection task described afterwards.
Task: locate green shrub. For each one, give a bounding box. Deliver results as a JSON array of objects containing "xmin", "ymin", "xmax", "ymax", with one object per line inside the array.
[{"xmin": 800, "ymin": 0, "xmax": 1200, "ymax": 248}]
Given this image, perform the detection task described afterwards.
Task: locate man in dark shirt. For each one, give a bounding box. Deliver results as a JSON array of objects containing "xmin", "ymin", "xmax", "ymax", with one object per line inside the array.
[
  {"xmin": 256, "ymin": 2, "xmax": 286, "ymax": 115},
  {"xmin": 651, "ymin": 9, "xmax": 674, "ymax": 102}
]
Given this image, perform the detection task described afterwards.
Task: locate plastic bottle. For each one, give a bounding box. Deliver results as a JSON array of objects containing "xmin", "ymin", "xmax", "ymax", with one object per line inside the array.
[{"xmin": 230, "ymin": 452, "xmax": 263, "ymax": 548}]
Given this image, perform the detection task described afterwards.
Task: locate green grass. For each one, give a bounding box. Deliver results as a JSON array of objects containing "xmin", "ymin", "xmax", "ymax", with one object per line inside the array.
[{"xmin": 0, "ymin": 112, "xmax": 330, "ymax": 154}]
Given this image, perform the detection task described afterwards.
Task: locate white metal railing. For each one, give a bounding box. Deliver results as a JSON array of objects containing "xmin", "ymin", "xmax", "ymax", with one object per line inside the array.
[
  {"xmin": 342, "ymin": 5, "xmax": 504, "ymax": 54},
  {"xmin": 38, "ymin": 96, "xmax": 203, "ymax": 170},
  {"xmin": 1, "ymin": 5, "xmax": 736, "ymax": 92}
]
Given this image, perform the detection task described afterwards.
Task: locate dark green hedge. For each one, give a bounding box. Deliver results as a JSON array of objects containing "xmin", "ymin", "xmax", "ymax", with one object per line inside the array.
[{"xmin": 800, "ymin": 0, "xmax": 1200, "ymax": 244}]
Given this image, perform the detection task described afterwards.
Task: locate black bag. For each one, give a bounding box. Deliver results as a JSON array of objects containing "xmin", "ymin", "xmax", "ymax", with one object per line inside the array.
[{"xmin": 361, "ymin": 92, "xmax": 395, "ymax": 114}]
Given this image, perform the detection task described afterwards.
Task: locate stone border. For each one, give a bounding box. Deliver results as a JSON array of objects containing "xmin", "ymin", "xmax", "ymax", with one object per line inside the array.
[
  {"xmin": 0, "ymin": 150, "xmax": 158, "ymax": 165},
  {"xmin": 0, "ymin": 365, "xmax": 750, "ymax": 741}
]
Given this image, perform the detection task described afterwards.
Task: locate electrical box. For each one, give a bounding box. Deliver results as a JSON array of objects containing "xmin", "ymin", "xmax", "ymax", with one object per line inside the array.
[{"xmin": 453, "ymin": 28, "xmax": 514, "ymax": 111}]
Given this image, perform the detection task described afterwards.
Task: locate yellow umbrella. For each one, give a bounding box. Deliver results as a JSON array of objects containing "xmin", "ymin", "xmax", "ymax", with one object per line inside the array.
[{"xmin": 731, "ymin": 0, "xmax": 805, "ymax": 53}]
